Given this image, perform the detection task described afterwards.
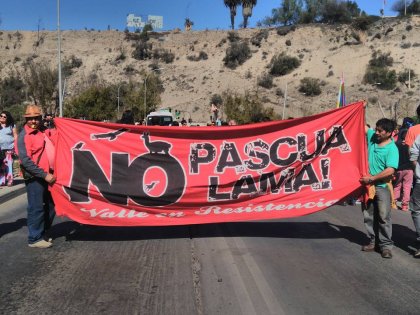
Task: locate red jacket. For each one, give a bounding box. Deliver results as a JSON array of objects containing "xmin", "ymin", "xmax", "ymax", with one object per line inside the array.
[{"xmin": 16, "ymin": 125, "xmax": 55, "ymax": 179}]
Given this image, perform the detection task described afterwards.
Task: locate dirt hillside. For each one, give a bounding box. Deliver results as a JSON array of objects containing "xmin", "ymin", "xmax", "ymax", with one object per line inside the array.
[{"xmin": 0, "ymin": 17, "xmax": 419, "ymax": 125}]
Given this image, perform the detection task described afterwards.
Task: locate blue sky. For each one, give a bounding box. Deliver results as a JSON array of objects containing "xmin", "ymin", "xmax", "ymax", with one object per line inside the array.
[{"xmin": 0, "ymin": 1, "xmax": 401, "ymax": 31}]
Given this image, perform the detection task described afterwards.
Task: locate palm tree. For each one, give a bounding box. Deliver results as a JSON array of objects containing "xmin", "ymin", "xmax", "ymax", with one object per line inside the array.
[
  {"xmin": 242, "ymin": 0, "xmax": 257, "ymax": 28},
  {"xmin": 184, "ymin": 18, "xmax": 194, "ymax": 31},
  {"xmin": 224, "ymin": 0, "xmax": 241, "ymax": 30}
]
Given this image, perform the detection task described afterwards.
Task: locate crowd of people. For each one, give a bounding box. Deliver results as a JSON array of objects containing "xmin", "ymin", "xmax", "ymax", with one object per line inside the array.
[
  {"xmin": 1, "ymin": 104, "xmax": 420, "ymax": 257},
  {"xmin": 360, "ymin": 105, "xmax": 420, "ymax": 259},
  {"xmin": 0, "ymin": 111, "xmax": 18, "ymax": 187}
]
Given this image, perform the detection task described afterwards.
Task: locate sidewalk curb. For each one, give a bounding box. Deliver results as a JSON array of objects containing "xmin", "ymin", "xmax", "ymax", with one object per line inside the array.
[{"xmin": 0, "ymin": 185, "xmax": 26, "ymax": 204}]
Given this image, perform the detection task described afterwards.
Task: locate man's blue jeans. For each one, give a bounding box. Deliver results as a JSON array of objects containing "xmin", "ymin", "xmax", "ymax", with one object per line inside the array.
[
  {"xmin": 409, "ymin": 184, "xmax": 420, "ymax": 243},
  {"xmin": 26, "ymin": 178, "xmax": 55, "ymax": 244},
  {"xmin": 362, "ymin": 186, "xmax": 393, "ymax": 250}
]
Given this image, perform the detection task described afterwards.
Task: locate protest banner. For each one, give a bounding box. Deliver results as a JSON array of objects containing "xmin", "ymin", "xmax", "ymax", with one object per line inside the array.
[{"xmin": 51, "ymin": 101, "xmax": 367, "ymax": 226}]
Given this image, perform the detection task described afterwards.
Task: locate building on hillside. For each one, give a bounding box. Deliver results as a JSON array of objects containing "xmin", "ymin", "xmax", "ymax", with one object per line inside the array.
[{"xmin": 126, "ymin": 14, "xmax": 163, "ymax": 30}]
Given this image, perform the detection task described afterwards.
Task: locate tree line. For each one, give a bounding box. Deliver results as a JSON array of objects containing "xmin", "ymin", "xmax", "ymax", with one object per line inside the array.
[{"xmin": 224, "ymin": 0, "xmax": 420, "ymax": 29}]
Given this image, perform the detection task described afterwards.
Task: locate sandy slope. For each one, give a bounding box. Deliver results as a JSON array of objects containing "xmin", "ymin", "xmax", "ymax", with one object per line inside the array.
[{"xmin": 0, "ymin": 17, "xmax": 419, "ymax": 124}]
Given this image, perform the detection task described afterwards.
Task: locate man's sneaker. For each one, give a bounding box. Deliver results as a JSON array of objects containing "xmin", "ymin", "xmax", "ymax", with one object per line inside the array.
[
  {"xmin": 362, "ymin": 243, "xmax": 376, "ymax": 252},
  {"xmin": 401, "ymin": 203, "xmax": 409, "ymax": 211},
  {"xmin": 28, "ymin": 240, "xmax": 52, "ymax": 249},
  {"xmin": 381, "ymin": 249, "xmax": 392, "ymax": 259},
  {"xmin": 414, "ymin": 249, "xmax": 420, "ymax": 258}
]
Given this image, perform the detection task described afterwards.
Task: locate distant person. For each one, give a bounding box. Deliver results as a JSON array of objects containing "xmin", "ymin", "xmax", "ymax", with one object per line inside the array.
[
  {"xmin": 210, "ymin": 103, "xmax": 219, "ymax": 122},
  {"xmin": 17, "ymin": 104, "xmax": 57, "ymax": 249},
  {"xmin": 360, "ymin": 118, "xmax": 399, "ymax": 259},
  {"xmin": 228, "ymin": 119, "xmax": 237, "ymax": 126},
  {"xmin": 393, "ymin": 117, "xmax": 414, "ymax": 211},
  {"xmin": 409, "ymin": 134, "xmax": 420, "ymax": 258},
  {"xmin": 411, "ymin": 104, "xmax": 420, "ymax": 125},
  {"xmin": 43, "ymin": 113, "xmax": 55, "ymax": 129},
  {"xmin": 0, "ymin": 111, "xmax": 18, "ymax": 186},
  {"xmin": 119, "ymin": 110, "xmax": 135, "ymax": 124},
  {"xmin": 171, "ymin": 121, "xmax": 180, "ymax": 126},
  {"xmin": 405, "ymin": 104, "xmax": 420, "ymax": 147}
]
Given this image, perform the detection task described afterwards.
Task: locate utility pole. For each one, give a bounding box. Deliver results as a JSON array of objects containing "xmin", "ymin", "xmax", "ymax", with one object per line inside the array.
[
  {"xmin": 282, "ymin": 82, "xmax": 288, "ymax": 120},
  {"xmin": 144, "ymin": 68, "xmax": 164, "ymax": 122},
  {"xmin": 409, "ymin": 69, "xmax": 411, "ymax": 89},
  {"xmin": 57, "ymin": 0, "xmax": 63, "ymax": 117}
]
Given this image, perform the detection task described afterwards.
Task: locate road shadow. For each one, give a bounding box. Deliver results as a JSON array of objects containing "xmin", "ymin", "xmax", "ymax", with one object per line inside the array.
[
  {"xmin": 393, "ymin": 224, "xmax": 419, "ymax": 255},
  {"xmin": 0, "ymin": 218, "xmax": 27, "ymax": 238},
  {"xmin": 62, "ymin": 221, "xmax": 370, "ymax": 248}
]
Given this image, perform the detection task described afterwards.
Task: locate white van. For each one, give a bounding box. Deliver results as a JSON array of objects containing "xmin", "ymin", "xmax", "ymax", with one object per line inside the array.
[{"xmin": 146, "ymin": 110, "xmax": 174, "ymax": 126}]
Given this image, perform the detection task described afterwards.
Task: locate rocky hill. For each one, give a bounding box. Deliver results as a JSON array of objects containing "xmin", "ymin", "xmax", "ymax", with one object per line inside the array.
[{"xmin": 0, "ymin": 16, "xmax": 419, "ymax": 125}]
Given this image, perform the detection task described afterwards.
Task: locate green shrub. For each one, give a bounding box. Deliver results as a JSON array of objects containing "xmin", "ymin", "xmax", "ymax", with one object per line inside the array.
[
  {"xmin": 223, "ymin": 41, "xmax": 252, "ymax": 69},
  {"xmin": 187, "ymin": 51, "xmax": 208, "ymax": 61},
  {"xmin": 222, "ymin": 91, "xmax": 278, "ymax": 124},
  {"xmin": 276, "ymin": 26, "xmax": 295, "ymax": 36},
  {"xmin": 115, "ymin": 52, "xmax": 126, "ymax": 61},
  {"xmin": 363, "ymin": 67, "xmax": 397, "ymax": 90},
  {"xmin": 210, "ymin": 94, "xmax": 223, "ymax": 106},
  {"xmin": 363, "ymin": 50, "xmax": 397, "ymax": 90},
  {"xmin": 216, "ymin": 38, "xmax": 227, "ymax": 47},
  {"xmin": 369, "ymin": 51, "xmax": 393, "ymax": 68},
  {"xmin": 0, "ymin": 74, "xmax": 26, "ymax": 108},
  {"xmin": 251, "ymin": 29, "xmax": 269, "ymax": 47},
  {"xmin": 62, "ymin": 55, "xmax": 82, "ymax": 76},
  {"xmin": 124, "ymin": 65, "xmax": 136, "ymax": 74},
  {"xmin": 368, "ymin": 96, "xmax": 378, "ymax": 104},
  {"xmin": 401, "ymin": 42, "xmax": 411, "ymax": 49},
  {"xmin": 257, "ymin": 73, "xmax": 274, "ymax": 89},
  {"xmin": 385, "ymin": 27, "xmax": 393, "ymax": 36},
  {"xmin": 161, "ymin": 50, "xmax": 175, "ymax": 63},
  {"xmin": 352, "ymin": 15, "xmax": 379, "ymax": 31},
  {"xmin": 299, "ymin": 77, "xmax": 322, "ymax": 96},
  {"xmin": 398, "ymin": 69, "xmax": 417, "ymax": 83},
  {"xmin": 269, "ymin": 53, "xmax": 301, "ymax": 76},
  {"xmin": 275, "ymin": 88, "xmax": 284, "ymax": 97},
  {"xmin": 132, "ymin": 40, "xmax": 153, "ymax": 60},
  {"xmin": 227, "ymin": 31, "xmax": 240, "ymax": 43}
]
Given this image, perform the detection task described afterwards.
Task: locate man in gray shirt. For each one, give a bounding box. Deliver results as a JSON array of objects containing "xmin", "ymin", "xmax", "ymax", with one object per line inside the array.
[{"xmin": 408, "ymin": 134, "xmax": 420, "ymax": 258}]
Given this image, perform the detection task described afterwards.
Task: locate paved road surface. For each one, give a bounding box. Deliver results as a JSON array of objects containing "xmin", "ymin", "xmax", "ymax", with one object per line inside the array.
[{"xmin": 1, "ymin": 194, "xmax": 419, "ymax": 314}]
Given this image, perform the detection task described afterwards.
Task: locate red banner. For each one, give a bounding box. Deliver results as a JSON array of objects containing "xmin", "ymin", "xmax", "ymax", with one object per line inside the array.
[{"xmin": 51, "ymin": 101, "xmax": 367, "ymax": 226}]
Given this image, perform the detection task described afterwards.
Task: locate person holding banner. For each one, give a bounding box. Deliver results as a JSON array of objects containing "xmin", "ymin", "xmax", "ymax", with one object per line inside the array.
[
  {"xmin": 360, "ymin": 118, "xmax": 399, "ymax": 259},
  {"xmin": 408, "ymin": 135, "xmax": 420, "ymax": 258},
  {"xmin": 17, "ymin": 104, "xmax": 57, "ymax": 249},
  {"xmin": 0, "ymin": 110, "xmax": 18, "ymax": 187}
]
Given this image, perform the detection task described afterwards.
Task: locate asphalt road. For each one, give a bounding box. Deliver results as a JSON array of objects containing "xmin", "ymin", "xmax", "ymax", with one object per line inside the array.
[{"xmin": 1, "ymin": 194, "xmax": 419, "ymax": 315}]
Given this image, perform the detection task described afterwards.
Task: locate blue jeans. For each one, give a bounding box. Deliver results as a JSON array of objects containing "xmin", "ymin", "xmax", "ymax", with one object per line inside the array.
[
  {"xmin": 409, "ymin": 184, "xmax": 420, "ymax": 243},
  {"xmin": 26, "ymin": 178, "xmax": 56, "ymax": 244},
  {"xmin": 362, "ymin": 186, "xmax": 393, "ymax": 250}
]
